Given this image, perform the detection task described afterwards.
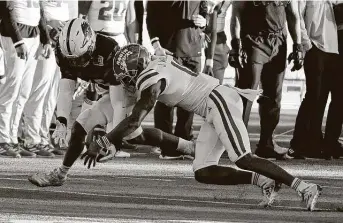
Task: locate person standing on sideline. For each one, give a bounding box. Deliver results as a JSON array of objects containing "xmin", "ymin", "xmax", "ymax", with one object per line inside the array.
[
  {"xmin": 19, "ymin": 0, "xmax": 74, "ymax": 158},
  {"xmin": 288, "ymin": 0, "xmax": 342, "ymax": 160},
  {"xmin": 230, "ymin": 1, "xmax": 303, "ymax": 159},
  {"xmin": 204, "ymin": 0, "xmax": 232, "ymax": 84},
  {"xmin": 0, "ymin": 0, "xmax": 52, "ymax": 158},
  {"xmin": 147, "ymin": 0, "xmax": 208, "ymax": 159}
]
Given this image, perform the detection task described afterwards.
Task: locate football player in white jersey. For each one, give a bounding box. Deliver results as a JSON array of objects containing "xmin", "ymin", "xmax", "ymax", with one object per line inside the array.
[
  {"xmin": 19, "ymin": 0, "xmax": 74, "ymax": 157},
  {"xmin": 82, "ymin": 44, "xmax": 323, "ymax": 211}
]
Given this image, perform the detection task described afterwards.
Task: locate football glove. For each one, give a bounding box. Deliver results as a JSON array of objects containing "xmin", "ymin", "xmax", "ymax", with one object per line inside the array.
[
  {"xmin": 73, "ymin": 79, "xmax": 90, "ymax": 100},
  {"xmin": 51, "ymin": 120, "xmax": 68, "ymax": 149},
  {"xmin": 228, "ymin": 38, "xmax": 247, "ymax": 69},
  {"xmin": 287, "ymin": 44, "xmax": 304, "ymax": 72}
]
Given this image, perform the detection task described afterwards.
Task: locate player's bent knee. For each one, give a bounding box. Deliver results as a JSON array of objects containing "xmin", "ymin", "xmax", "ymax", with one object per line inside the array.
[
  {"xmin": 235, "ymin": 153, "xmax": 254, "ymax": 170},
  {"xmin": 70, "ymin": 121, "xmax": 87, "ymax": 141},
  {"xmin": 194, "ymin": 166, "xmax": 217, "ymax": 184}
]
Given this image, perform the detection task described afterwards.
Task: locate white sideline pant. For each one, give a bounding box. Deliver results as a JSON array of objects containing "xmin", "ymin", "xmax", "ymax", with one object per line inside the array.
[
  {"xmin": 0, "ymin": 35, "xmax": 40, "ymax": 144},
  {"xmin": 21, "ymin": 52, "xmax": 60, "ymax": 144},
  {"xmin": 0, "ymin": 45, "xmax": 4, "ymax": 77}
]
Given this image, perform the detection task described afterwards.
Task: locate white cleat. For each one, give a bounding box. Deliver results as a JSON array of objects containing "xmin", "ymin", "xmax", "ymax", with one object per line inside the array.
[
  {"xmin": 301, "ymin": 184, "xmax": 323, "ymax": 211},
  {"xmin": 28, "ymin": 168, "xmax": 66, "ymax": 187},
  {"xmin": 259, "ymin": 180, "xmax": 282, "ymax": 207}
]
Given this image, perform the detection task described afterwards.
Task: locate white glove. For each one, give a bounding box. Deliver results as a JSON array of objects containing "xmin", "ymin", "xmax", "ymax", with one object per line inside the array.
[
  {"xmin": 192, "ymin": 15, "xmax": 206, "ymax": 28},
  {"xmin": 51, "ymin": 120, "xmax": 68, "ymax": 149},
  {"xmin": 73, "ymin": 79, "xmax": 90, "ymax": 100}
]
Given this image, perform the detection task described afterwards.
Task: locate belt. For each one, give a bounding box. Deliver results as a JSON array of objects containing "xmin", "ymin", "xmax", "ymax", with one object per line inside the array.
[{"xmin": 253, "ymin": 30, "xmax": 284, "ymax": 39}]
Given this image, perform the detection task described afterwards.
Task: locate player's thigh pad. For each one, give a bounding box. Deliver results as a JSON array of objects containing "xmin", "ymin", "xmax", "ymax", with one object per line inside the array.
[
  {"xmin": 193, "ymin": 121, "xmax": 225, "ymax": 172},
  {"xmin": 207, "ymin": 86, "xmax": 251, "ymax": 162},
  {"xmin": 76, "ymin": 94, "xmax": 114, "ymax": 133}
]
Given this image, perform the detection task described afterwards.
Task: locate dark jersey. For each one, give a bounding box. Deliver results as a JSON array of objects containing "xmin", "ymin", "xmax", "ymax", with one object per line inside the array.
[
  {"xmin": 55, "ymin": 34, "xmax": 120, "ymax": 86},
  {"xmin": 241, "ymin": 1, "xmax": 289, "ymax": 36}
]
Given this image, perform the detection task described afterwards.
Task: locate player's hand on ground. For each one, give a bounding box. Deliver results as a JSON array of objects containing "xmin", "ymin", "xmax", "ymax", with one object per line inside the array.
[
  {"xmin": 51, "ymin": 120, "xmax": 68, "ymax": 149},
  {"xmin": 192, "ymin": 15, "xmax": 206, "ymax": 28},
  {"xmin": 41, "ymin": 43, "xmax": 53, "ymax": 59},
  {"xmin": 81, "ymin": 141, "xmax": 102, "ymax": 169},
  {"xmin": 15, "ymin": 43, "xmax": 28, "ymax": 60}
]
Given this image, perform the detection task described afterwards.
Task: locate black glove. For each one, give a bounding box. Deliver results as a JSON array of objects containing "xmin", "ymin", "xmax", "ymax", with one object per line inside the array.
[
  {"xmin": 228, "ymin": 38, "xmax": 247, "ymax": 69},
  {"xmin": 288, "ymin": 44, "xmax": 304, "ymax": 72}
]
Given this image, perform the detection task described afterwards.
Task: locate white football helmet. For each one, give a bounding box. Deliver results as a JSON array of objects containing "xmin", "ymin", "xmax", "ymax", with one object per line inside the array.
[{"xmin": 58, "ymin": 18, "xmax": 96, "ymax": 67}]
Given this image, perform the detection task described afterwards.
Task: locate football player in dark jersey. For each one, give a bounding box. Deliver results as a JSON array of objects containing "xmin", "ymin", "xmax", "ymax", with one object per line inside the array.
[{"xmin": 28, "ymin": 19, "xmax": 195, "ymax": 187}]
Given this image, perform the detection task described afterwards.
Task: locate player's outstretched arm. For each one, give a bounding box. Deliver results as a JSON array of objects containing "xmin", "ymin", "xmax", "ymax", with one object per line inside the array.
[
  {"xmin": 107, "ymin": 81, "xmax": 162, "ymax": 144},
  {"xmin": 81, "ymin": 81, "xmax": 163, "ymax": 168}
]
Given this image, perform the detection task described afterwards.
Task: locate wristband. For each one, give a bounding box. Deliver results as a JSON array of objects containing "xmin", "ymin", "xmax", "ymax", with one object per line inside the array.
[
  {"xmin": 96, "ymin": 136, "xmax": 112, "ymax": 148},
  {"xmin": 150, "ymin": 37, "xmax": 159, "ymax": 45},
  {"xmin": 293, "ymin": 43, "xmax": 303, "ymax": 52},
  {"xmin": 205, "ymin": 59, "xmax": 214, "ymax": 67},
  {"xmin": 13, "ymin": 40, "xmax": 25, "ymax": 48}
]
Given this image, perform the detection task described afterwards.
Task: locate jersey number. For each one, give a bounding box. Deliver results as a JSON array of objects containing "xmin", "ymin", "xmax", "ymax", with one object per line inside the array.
[
  {"xmin": 26, "ymin": 0, "xmax": 39, "ymax": 8},
  {"xmin": 98, "ymin": 0, "xmax": 127, "ymax": 21}
]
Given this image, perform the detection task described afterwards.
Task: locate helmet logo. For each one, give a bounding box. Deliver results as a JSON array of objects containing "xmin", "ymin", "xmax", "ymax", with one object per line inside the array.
[
  {"xmin": 81, "ymin": 21, "xmax": 93, "ymax": 49},
  {"xmin": 116, "ymin": 48, "xmax": 133, "ymax": 72}
]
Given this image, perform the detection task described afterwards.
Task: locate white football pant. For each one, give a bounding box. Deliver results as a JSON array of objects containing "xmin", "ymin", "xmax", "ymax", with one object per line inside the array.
[
  {"xmin": 193, "ymin": 85, "xmax": 251, "ymax": 172},
  {"xmin": 0, "ymin": 35, "xmax": 40, "ymax": 144}
]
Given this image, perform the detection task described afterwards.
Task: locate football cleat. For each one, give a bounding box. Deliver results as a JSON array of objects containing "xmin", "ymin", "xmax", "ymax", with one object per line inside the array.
[
  {"xmin": 301, "ymin": 183, "xmax": 322, "ymax": 211},
  {"xmin": 258, "ymin": 180, "xmax": 282, "ymax": 207},
  {"xmin": 28, "ymin": 168, "xmax": 66, "ymax": 187}
]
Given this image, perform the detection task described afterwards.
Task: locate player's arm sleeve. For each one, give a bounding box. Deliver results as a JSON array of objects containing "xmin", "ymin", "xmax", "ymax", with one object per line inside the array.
[
  {"xmin": 78, "ymin": 0, "xmax": 92, "ymax": 17},
  {"xmin": 38, "ymin": 1, "xmax": 51, "ymax": 45},
  {"xmin": 56, "ymin": 78, "xmax": 76, "ymax": 126},
  {"xmin": 3, "ymin": 1, "xmax": 23, "ymax": 45}
]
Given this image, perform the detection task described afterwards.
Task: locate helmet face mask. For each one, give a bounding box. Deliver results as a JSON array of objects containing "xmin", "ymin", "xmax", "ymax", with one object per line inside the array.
[{"xmin": 114, "ymin": 44, "xmax": 151, "ymax": 92}]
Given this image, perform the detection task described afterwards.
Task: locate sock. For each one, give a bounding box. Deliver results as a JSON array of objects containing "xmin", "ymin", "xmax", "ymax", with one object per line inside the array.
[
  {"xmin": 251, "ymin": 173, "xmax": 271, "ymax": 187},
  {"xmin": 176, "ymin": 138, "xmax": 195, "ymax": 156},
  {"xmin": 57, "ymin": 165, "xmax": 70, "ymax": 178},
  {"xmin": 291, "ymin": 178, "xmax": 309, "ymax": 193}
]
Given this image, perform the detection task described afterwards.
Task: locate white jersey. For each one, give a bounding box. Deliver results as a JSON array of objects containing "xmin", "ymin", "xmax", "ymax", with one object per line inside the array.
[
  {"xmin": 136, "ymin": 56, "xmax": 220, "ymax": 117},
  {"xmin": 11, "ymin": 0, "xmax": 41, "ymax": 26},
  {"xmin": 88, "ymin": 0, "xmax": 130, "ymax": 35},
  {"xmin": 216, "ymin": 1, "xmax": 232, "ymax": 32},
  {"xmin": 42, "ymin": 0, "xmax": 69, "ymax": 21}
]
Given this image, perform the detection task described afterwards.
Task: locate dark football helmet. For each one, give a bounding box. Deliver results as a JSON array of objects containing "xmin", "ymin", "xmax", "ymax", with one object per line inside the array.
[{"xmin": 113, "ymin": 44, "xmax": 151, "ymax": 92}]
